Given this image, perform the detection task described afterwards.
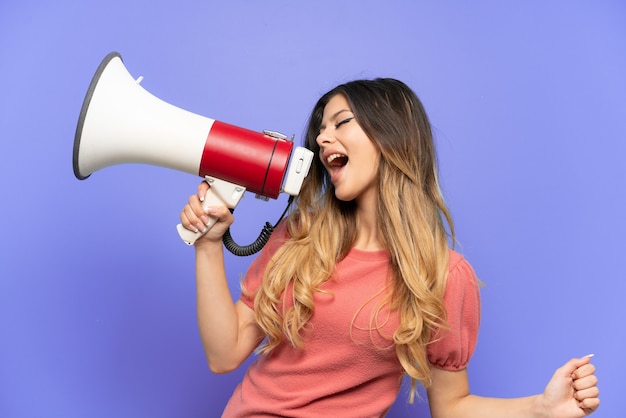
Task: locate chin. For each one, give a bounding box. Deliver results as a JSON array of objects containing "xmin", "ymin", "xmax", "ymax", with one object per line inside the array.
[{"xmin": 333, "ymin": 191, "xmax": 356, "ymax": 202}]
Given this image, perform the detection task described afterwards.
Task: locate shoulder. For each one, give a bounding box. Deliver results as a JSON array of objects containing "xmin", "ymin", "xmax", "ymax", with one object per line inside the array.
[
  {"xmin": 427, "ymin": 250, "xmax": 481, "ymax": 371},
  {"xmin": 448, "ymin": 250, "xmax": 473, "ymax": 274},
  {"xmin": 446, "ymin": 250, "xmax": 480, "ymax": 294}
]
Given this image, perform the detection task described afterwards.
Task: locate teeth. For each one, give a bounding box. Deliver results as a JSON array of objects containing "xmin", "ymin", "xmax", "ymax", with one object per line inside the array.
[{"xmin": 327, "ymin": 153, "xmax": 345, "ymax": 164}]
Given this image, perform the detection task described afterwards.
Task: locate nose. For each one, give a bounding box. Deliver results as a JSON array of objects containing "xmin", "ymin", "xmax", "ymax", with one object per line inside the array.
[{"xmin": 316, "ymin": 126, "xmax": 334, "ymax": 146}]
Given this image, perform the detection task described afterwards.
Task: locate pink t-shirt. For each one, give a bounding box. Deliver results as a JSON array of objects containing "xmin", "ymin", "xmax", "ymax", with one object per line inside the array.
[{"xmin": 222, "ymin": 223, "xmax": 480, "ymax": 417}]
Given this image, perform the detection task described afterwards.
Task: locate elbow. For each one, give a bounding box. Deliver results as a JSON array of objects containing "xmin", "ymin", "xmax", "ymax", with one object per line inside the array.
[
  {"xmin": 207, "ymin": 357, "xmax": 241, "ymax": 374},
  {"xmin": 208, "ymin": 363, "xmax": 237, "ymax": 374}
]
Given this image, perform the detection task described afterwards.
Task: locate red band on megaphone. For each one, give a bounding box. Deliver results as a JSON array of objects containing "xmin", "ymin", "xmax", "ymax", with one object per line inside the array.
[{"xmin": 199, "ymin": 120, "xmax": 293, "ymax": 199}]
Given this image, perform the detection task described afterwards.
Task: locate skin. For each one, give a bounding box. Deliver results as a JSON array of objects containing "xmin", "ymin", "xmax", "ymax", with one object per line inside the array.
[
  {"xmin": 180, "ymin": 94, "xmax": 600, "ymax": 417},
  {"xmin": 316, "ymin": 94, "xmax": 382, "ymax": 250}
]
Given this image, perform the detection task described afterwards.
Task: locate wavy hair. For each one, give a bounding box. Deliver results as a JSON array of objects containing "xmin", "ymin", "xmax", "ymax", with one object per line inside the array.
[{"xmin": 252, "ymin": 78, "xmax": 454, "ymax": 401}]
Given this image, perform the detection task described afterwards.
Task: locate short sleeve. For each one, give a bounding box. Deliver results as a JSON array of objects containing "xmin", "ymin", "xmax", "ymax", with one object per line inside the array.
[
  {"xmin": 427, "ymin": 251, "xmax": 481, "ymax": 371},
  {"xmin": 239, "ymin": 220, "xmax": 290, "ymax": 309}
]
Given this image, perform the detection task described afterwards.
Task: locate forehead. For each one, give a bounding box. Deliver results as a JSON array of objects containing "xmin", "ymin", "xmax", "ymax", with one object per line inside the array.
[{"xmin": 322, "ymin": 94, "xmax": 352, "ymax": 120}]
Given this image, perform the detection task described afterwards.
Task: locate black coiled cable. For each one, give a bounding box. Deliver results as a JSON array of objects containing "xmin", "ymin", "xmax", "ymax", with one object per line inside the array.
[
  {"xmin": 222, "ymin": 222, "xmax": 274, "ymax": 257},
  {"xmin": 221, "ymin": 197, "xmax": 293, "ymax": 257}
]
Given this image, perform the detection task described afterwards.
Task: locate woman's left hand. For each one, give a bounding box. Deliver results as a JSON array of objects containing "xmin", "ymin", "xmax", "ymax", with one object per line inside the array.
[{"xmin": 540, "ymin": 355, "xmax": 600, "ymax": 417}]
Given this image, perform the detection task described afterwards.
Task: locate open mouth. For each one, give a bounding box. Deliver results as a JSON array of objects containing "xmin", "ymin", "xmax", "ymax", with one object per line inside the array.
[{"xmin": 327, "ymin": 153, "xmax": 348, "ymax": 168}]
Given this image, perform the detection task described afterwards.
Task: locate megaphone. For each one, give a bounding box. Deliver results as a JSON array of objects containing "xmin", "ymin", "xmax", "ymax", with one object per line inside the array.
[{"xmin": 73, "ymin": 52, "xmax": 313, "ymax": 253}]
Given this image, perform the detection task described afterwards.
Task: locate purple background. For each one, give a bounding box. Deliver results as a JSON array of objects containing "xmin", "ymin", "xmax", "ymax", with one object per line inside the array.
[{"xmin": 1, "ymin": 1, "xmax": 624, "ymax": 417}]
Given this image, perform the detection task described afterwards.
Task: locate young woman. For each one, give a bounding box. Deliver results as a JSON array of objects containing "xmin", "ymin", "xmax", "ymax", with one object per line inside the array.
[{"xmin": 180, "ymin": 78, "xmax": 600, "ymax": 417}]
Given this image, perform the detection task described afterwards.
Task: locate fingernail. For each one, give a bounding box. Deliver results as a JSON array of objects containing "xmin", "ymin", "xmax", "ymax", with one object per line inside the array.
[
  {"xmin": 204, "ymin": 206, "xmax": 217, "ymax": 215},
  {"xmin": 201, "ymin": 215, "xmax": 210, "ymax": 225},
  {"xmin": 196, "ymin": 222, "xmax": 205, "ymax": 231},
  {"xmin": 586, "ymin": 354, "xmax": 595, "ymax": 358}
]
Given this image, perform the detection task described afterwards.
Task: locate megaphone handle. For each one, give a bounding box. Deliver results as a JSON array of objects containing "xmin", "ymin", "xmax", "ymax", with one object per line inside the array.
[{"xmin": 176, "ymin": 177, "xmax": 246, "ymax": 246}]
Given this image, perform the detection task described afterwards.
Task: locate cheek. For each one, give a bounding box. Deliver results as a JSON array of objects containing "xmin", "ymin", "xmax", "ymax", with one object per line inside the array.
[
  {"xmin": 368, "ymin": 151, "xmax": 382, "ymax": 172},
  {"xmin": 359, "ymin": 155, "xmax": 381, "ymax": 186}
]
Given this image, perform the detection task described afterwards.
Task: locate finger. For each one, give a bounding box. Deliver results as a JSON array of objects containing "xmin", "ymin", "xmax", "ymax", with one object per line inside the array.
[
  {"xmin": 578, "ymin": 396, "xmax": 600, "ymax": 414},
  {"xmin": 179, "ymin": 211, "xmax": 198, "ymax": 233},
  {"xmin": 558, "ymin": 355, "xmax": 593, "ymax": 378},
  {"xmin": 197, "ymin": 206, "xmax": 234, "ymax": 243},
  {"xmin": 186, "ymin": 191, "xmax": 214, "ymax": 226},
  {"xmin": 188, "ymin": 191, "xmax": 206, "ymax": 214},
  {"xmin": 182, "ymin": 204, "xmax": 209, "ymax": 233},
  {"xmin": 197, "ymin": 180, "xmax": 210, "ymax": 202},
  {"xmin": 573, "ymin": 374, "xmax": 598, "ymax": 391},
  {"xmin": 575, "ymin": 385, "xmax": 599, "ymax": 400},
  {"xmin": 180, "ymin": 210, "xmax": 203, "ymax": 233},
  {"xmin": 205, "ymin": 205, "xmax": 233, "ymax": 223},
  {"xmin": 573, "ymin": 363, "xmax": 596, "ymax": 380},
  {"xmin": 573, "ymin": 355, "xmax": 593, "ymax": 368}
]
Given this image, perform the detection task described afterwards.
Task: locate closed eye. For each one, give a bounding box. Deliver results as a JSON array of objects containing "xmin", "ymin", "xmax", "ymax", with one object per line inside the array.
[{"xmin": 335, "ymin": 117, "xmax": 354, "ymax": 129}]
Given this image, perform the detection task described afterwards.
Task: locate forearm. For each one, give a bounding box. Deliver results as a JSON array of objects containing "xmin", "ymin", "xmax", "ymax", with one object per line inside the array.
[
  {"xmin": 428, "ymin": 358, "xmax": 600, "ymax": 418},
  {"xmin": 433, "ymin": 394, "xmax": 548, "ymax": 418},
  {"xmin": 194, "ymin": 241, "xmax": 253, "ymax": 372}
]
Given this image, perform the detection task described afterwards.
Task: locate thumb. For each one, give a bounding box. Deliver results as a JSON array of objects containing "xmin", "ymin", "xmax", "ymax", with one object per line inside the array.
[{"xmin": 558, "ymin": 354, "xmax": 594, "ymax": 376}]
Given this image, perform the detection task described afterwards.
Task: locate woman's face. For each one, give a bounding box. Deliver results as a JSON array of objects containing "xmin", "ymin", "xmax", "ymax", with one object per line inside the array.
[{"xmin": 316, "ymin": 94, "xmax": 380, "ymax": 205}]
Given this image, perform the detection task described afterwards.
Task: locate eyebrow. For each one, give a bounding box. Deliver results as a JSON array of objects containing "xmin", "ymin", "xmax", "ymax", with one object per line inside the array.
[
  {"xmin": 320, "ymin": 109, "xmax": 352, "ymax": 130},
  {"xmin": 331, "ymin": 109, "xmax": 352, "ymax": 120}
]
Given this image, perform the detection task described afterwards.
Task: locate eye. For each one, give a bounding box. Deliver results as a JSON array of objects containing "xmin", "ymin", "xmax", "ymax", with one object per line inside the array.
[{"xmin": 335, "ymin": 117, "xmax": 354, "ymax": 129}]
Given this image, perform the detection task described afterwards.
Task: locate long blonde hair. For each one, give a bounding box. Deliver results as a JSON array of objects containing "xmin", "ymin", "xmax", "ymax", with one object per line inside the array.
[{"xmin": 253, "ymin": 78, "xmax": 454, "ymax": 400}]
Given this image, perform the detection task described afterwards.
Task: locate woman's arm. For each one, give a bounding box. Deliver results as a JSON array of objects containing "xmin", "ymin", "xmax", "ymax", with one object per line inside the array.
[
  {"xmin": 426, "ymin": 356, "xmax": 599, "ymax": 418},
  {"xmin": 180, "ymin": 182, "xmax": 265, "ymax": 373}
]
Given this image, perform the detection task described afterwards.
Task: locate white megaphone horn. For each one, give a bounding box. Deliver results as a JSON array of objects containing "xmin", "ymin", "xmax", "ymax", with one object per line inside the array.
[{"xmin": 73, "ymin": 52, "xmax": 313, "ymax": 253}]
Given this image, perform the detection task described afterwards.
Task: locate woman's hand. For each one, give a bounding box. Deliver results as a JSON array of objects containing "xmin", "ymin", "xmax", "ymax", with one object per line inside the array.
[
  {"xmin": 540, "ymin": 355, "xmax": 600, "ymax": 417},
  {"xmin": 179, "ymin": 181, "xmax": 234, "ymax": 245}
]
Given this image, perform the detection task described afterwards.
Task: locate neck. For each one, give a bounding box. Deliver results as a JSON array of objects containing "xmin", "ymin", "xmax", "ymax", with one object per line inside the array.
[{"xmin": 353, "ymin": 195, "xmax": 384, "ymax": 251}]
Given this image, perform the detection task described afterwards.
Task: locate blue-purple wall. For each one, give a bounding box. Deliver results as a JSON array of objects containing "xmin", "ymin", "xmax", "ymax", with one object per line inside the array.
[{"xmin": 1, "ymin": 1, "xmax": 623, "ymax": 417}]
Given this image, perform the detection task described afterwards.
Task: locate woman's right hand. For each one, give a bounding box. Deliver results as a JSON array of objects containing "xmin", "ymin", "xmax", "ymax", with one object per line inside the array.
[{"xmin": 179, "ymin": 181, "xmax": 234, "ymax": 245}]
